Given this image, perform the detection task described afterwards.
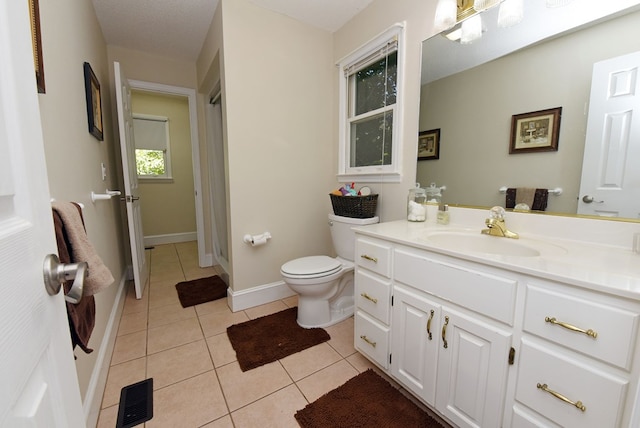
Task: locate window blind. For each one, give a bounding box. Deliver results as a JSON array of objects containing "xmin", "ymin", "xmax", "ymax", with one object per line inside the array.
[
  {"xmin": 133, "ymin": 117, "xmax": 168, "ymax": 151},
  {"xmin": 343, "ymin": 37, "xmax": 398, "ymax": 77}
]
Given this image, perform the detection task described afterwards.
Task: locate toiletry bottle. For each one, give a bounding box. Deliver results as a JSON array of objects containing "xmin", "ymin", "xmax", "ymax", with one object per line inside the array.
[{"xmin": 437, "ymin": 204, "xmax": 450, "ymax": 225}]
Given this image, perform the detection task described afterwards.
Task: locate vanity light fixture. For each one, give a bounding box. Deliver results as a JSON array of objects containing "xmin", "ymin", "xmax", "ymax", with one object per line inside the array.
[
  {"xmin": 497, "ymin": 0, "xmax": 524, "ymax": 27},
  {"xmin": 434, "ymin": 0, "xmax": 458, "ymax": 32},
  {"xmin": 473, "ymin": 0, "xmax": 501, "ymax": 11},
  {"xmin": 461, "ymin": 14, "xmax": 483, "ymax": 44}
]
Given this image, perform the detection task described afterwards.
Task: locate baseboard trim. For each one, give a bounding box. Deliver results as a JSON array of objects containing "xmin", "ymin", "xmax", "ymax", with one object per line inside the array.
[
  {"xmin": 227, "ymin": 280, "xmax": 296, "ymax": 312},
  {"xmin": 144, "ymin": 232, "xmax": 197, "ymax": 247},
  {"xmin": 84, "ymin": 269, "xmax": 129, "ymax": 428}
]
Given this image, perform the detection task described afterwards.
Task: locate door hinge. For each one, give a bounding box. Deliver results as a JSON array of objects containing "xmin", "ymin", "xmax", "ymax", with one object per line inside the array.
[
  {"xmin": 391, "ymin": 295, "xmax": 394, "ymax": 306},
  {"xmin": 389, "ymin": 353, "xmax": 392, "ymax": 364},
  {"xmin": 508, "ymin": 347, "xmax": 516, "ymax": 365}
]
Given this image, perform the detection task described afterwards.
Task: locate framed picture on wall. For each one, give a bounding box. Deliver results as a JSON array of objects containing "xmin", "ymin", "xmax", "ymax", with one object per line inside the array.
[
  {"xmin": 29, "ymin": 0, "xmax": 45, "ymax": 93},
  {"xmin": 509, "ymin": 107, "xmax": 562, "ymax": 154},
  {"xmin": 418, "ymin": 129, "xmax": 440, "ymax": 160},
  {"xmin": 83, "ymin": 62, "xmax": 104, "ymax": 141}
]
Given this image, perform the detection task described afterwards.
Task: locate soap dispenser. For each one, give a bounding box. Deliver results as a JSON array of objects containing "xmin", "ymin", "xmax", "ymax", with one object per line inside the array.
[{"xmin": 437, "ymin": 204, "xmax": 450, "ymax": 225}]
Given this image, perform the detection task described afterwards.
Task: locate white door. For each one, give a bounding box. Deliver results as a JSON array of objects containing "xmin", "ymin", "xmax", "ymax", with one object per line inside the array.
[
  {"xmin": 436, "ymin": 307, "xmax": 511, "ymax": 428},
  {"xmin": 578, "ymin": 51, "xmax": 640, "ymax": 218},
  {"xmin": 391, "ymin": 286, "xmax": 440, "ymax": 406},
  {"xmin": 114, "ymin": 62, "xmax": 149, "ymax": 299},
  {"xmin": 0, "ymin": 1, "xmax": 84, "ymax": 426}
]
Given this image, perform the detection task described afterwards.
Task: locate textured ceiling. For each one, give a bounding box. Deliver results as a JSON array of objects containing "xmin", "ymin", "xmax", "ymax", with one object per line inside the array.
[{"xmin": 93, "ymin": 0, "xmax": 375, "ymax": 61}]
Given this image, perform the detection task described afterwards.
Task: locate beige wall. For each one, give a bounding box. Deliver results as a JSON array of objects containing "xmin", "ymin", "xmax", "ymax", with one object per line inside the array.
[
  {"xmin": 132, "ymin": 92, "xmax": 197, "ymax": 237},
  {"xmin": 333, "ymin": 0, "xmax": 435, "ymax": 222},
  {"xmin": 196, "ymin": 0, "xmax": 336, "ymax": 292},
  {"xmin": 417, "ymin": 10, "xmax": 640, "ymax": 214},
  {"xmin": 37, "ymin": 0, "xmax": 126, "ymax": 404}
]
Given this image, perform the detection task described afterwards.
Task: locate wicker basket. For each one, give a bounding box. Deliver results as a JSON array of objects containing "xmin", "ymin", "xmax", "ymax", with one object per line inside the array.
[{"xmin": 329, "ymin": 194, "xmax": 378, "ymax": 219}]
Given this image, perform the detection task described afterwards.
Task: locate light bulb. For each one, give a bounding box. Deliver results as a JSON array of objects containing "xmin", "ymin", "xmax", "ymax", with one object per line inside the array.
[
  {"xmin": 460, "ymin": 15, "xmax": 483, "ymax": 44},
  {"xmin": 498, "ymin": 0, "xmax": 524, "ymax": 28},
  {"xmin": 473, "ymin": 0, "xmax": 501, "ymax": 11},
  {"xmin": 434, "ymin": 0, "xmax": 457, "ymax": 32}
]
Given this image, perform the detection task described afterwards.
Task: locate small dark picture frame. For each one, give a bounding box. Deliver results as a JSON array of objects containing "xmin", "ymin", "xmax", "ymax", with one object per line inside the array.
[
  {"xmin": 418, "ymin": 128, "xmax": 440, "ymax": 160},
  {"xmin": 509, "ymin": 107, "xmax": 561, "ymax": 154},
  {"xmin": 83, "ymin": 62, "xmax": 103, "ymax": 141}
]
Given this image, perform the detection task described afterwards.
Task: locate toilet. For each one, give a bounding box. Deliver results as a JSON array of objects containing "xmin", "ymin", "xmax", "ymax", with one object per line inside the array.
[{"xmin": 280, "ymin": 213, "xmax": 379, "ymax": 328}]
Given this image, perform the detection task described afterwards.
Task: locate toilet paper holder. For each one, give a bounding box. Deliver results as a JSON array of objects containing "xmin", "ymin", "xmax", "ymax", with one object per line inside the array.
[{"xmin": 243, "ymin": 231, "xmax": 271, "ymax": 247}]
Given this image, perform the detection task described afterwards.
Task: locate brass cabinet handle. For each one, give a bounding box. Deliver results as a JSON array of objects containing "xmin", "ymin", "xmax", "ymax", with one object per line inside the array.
[
  {"xmin": 426, "ymin": 309, "xmax": 434, "ymax": 340},
  {"xmin": 360, "ymin": 335, "xmax": 377, "ymax": 348},
  {"xmin": 360, "ymin": 254, "xmax": 378, "ymax": 263},
  {"xmin": 545, "ymin": 316, "xmax": 598, "ymax": 338},
  {"xmin": 441, "ymin": 316, "xmax": 449, "ymax": 349},
  {"xmin": 537, "ymin": 383, "xmax": 586, "ymax": 412},
  {"xmin": 360, "ymin": 293, "xmax": 378, "ymax": 304}
]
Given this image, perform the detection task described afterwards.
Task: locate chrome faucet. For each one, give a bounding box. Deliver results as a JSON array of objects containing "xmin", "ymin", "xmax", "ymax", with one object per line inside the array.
[{"xmin": 481, "ymin": 206, "xmax": 519, "ymax": 239}]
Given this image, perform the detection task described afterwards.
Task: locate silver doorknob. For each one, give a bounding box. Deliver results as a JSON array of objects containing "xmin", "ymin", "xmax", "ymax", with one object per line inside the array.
[
  {"xmin": 43, "ymin": 254, "xmax": 88, "ymax": 304},
  {"xmin": 582, "ymin": 195, "xmax": 604, "ymax": 204}
]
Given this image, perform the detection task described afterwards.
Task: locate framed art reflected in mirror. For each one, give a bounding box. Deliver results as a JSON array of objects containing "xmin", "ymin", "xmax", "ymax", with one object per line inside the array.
[
  {"xmin": 418, "ymin": 128, "xmax": 440, "ymax": 160},
  {"xmin": 509, "ymin": 107, "xmax": 562, "ymax": 154}
]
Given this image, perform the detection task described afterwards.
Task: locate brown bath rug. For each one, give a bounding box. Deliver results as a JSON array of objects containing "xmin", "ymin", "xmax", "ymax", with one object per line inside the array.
[
  {"xmin": 175, "ymin": 275, "xmax": 227, "ymax": 308},
  {"xmin": 227, "ymin": 307, "xmax": 330, "ymax": 372},
  {"xmin": 295, "ymin": 369, "xmax": 448, "ymax": 428}
]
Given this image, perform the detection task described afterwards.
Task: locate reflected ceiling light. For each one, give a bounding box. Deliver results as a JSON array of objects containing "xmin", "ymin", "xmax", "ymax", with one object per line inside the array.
[
  {"xmin": 460, "ymin": 14, "xmax": 483, "ymax": 44},
  {"xmin": 498, "ymin": 0, "xmax": 524, "ymax": 28},
  {"xmin": 434, "ymin": 0, "xmax": 457, "ymax": 32},
  {"xmin": 545, "ymin": 0, "xmax": 574, "ymax": 7},
  {"xmin": 473, "ymin": 0, "xmax": 501, "ymax": 11}
]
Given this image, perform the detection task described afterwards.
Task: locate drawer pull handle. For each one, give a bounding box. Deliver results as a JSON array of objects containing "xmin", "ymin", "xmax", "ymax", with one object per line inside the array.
[
  {"xmin": 426, "ymin": 309, "xmax": 434, "ymax": 340},
  {"xmin": 544, "ymin": 317, "xmax": 598, "ymax": 339},
  {"xmin": 360, "ymin": 293, "xmax": 378, "ymax": 304},
  {"xmin": 360, "ymin": 254, "xmax": 378, "ymax": 263},
  {"xmin": 537, "ymin": 383, "xmax": 586, "ymax": 412},
  {"xmin": 441, "ymin": 316, "xmax": 449, "ymax": 349},
  {"xmin": 360, "ymin": 335, "xmax": 377, "ymax": 348}
]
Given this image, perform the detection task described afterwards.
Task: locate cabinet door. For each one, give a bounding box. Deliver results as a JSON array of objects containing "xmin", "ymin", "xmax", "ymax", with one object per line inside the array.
[
  {"xmin": 391, "ymin": 285, "xmax": 441, "ymax": 405},
  {"xmin": 436, "ymin": 306, "xmax": 512, "ymax": 428}
]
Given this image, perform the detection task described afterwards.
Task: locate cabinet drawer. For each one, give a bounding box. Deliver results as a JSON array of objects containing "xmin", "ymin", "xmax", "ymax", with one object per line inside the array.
[
  {"xmin": 355, "ymin": 238, "xmax": 392, "ymax": 278},
  {"xmin": 515, "ymin": 339, "xmax": 628, "ymax": 428},
  {"xmin": 524, "ymin": 284, "xmax": 640, "ymax": 370},
  {"xmin": 355, "ymin": 269, "xmax": 391, "ymax": 324},
  {"xmin": 394, "ymin": 248, "xmax": 517, "ymax": 325},
  {"xmin": 355, "ymin": 310, "xmax": 390, "ymax": 369}
]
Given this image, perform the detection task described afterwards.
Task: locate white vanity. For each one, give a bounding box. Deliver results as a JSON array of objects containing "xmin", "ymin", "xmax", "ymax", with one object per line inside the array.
[{"xmin": 353, "ymin": 208, "xmax": 640, "ymax": 427}]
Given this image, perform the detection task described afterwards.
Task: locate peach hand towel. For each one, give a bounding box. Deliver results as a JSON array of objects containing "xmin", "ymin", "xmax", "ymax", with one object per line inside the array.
[{"xmin": 51, "ymin": 201, "xmax": 115, "ymax": 296}]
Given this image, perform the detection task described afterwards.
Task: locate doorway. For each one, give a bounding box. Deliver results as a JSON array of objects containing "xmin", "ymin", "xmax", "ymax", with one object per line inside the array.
[{"xmin": 129, "ymin": 79, "xmax": 208, "ymax": 267}]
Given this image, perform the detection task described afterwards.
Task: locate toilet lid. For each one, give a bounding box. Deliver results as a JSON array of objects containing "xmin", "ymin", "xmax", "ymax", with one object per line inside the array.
[{"xmin": 281, "ymin": 256, "xmax": 342, "ymax": 278}]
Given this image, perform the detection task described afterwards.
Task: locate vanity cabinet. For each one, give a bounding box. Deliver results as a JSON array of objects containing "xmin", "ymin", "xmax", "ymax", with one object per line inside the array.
[
  {"xmin": 392, "ymin": 246, "xmax": 513, "ymax": 428},
  {"xmin": 353, "ymin": 230, "xmax": 640, "ymax": 428},
  {"xmin": 354, "ymin": 237, "xmax": 392, "ymax": 369},
  {"xmin": 510, "ymin": 280, "xmax": 640, "ymax": 428}
]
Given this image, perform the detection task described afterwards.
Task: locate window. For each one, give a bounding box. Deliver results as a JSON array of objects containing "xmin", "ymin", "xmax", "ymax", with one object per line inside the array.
[
  {"xmin": 338, "ymin": 24, "xmax": 404, "ymax": 182},
  {"xmin": 133, "ymin": 114, "xmax": 172, "ymax": 179}
]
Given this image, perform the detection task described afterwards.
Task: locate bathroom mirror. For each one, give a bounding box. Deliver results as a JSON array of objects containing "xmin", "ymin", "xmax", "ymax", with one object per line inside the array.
[{"xmin": 418, "ymin": 0, "xmax": 640, "ymax": 220}]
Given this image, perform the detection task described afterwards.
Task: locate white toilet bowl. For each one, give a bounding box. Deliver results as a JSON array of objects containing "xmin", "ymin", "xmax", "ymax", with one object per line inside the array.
[
  {"xmin": 281, "ymin": 214, "xmax": 379, "ymax": 328},
  {"xmin": 280, "ymin": 255, "xmax": 354, "ymax": 328}
]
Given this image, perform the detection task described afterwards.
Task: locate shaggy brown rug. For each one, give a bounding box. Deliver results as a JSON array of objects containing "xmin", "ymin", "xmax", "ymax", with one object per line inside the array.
[
  {"xmin": 227, "ymin": 307, "xmax": 330, "ymax": 371},
  {"xmin": 175, "ymin": 276, "xmax": 227, "ymax": 308},
  {"xmin": 295, "ymin": 369, "xmax": 447, "ymax": 428}
]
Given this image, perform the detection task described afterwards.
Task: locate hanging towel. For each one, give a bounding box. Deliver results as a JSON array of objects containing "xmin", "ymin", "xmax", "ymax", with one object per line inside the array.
[
  {"xmin": 53, "ymin": 203, "xmax": 95, "ymax": 354},
  {"xmin": 51, "ymin": 201, "xmax": 115, "ymax": 295},
  {"xmin": 505, "ymin": 188, "xmax": 549, "ymax": 211}
]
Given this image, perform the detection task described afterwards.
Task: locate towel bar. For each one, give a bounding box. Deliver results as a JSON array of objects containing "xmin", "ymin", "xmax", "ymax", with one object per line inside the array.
[{"xmin": 499, "ymin": 186, "xmax": 562, "ymax": 195}]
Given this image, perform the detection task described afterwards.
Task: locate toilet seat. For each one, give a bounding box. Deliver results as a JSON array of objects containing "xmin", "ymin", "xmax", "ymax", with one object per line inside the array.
[{"xmin": 281, "ymin": 256, "xmax": 342, "ymax": 279}]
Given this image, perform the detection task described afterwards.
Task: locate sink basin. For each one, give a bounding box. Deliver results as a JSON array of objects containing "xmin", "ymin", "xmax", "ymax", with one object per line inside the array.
[{"xmin": 421, "ymin": 230, "xmax": 567, "ymax": 258}]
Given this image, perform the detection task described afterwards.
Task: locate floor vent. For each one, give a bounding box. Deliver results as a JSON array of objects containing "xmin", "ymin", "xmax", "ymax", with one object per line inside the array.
[{"xmin": 116, "ymin": 378, "xmax": 153, "ymax": 428}]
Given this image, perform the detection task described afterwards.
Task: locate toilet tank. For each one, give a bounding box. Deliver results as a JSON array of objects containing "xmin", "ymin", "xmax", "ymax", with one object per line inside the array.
[{"xmin": 329, "ymin": 214, "xmax": 379, "ymax": 261}]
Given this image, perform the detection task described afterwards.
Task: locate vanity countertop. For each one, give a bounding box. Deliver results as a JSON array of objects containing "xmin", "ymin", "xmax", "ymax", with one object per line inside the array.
[{"xmin": 353, "ymin": 219, "xmax": 640, "ymax": 301}]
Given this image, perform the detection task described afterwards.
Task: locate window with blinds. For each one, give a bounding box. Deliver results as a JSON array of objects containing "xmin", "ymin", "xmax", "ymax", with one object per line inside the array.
[
  {"xmin": 133, "ymin": 115, "xmax": 172, "ymax": 178},
  {"xmin": 338, "ymin": 24, "xmax": 404, "ymax": 182}
]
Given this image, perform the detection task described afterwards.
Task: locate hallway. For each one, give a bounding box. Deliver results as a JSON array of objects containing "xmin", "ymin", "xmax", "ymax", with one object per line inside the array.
[{"xmin": 96, "ymin": 242, "xmax": 374, "ymax": 427}]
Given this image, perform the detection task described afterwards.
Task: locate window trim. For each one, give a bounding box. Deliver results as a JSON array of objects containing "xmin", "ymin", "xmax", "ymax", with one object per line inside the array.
[
  {"xmin": 133, "ymin": 113, "xmax": 173, "ymax": 179},
  {"xmin": 337, "ymin": 23, "xmax": 405, "ymax": 183}
]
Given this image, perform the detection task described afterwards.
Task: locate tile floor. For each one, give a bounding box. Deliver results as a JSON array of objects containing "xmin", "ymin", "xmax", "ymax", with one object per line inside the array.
[{"xmin": 96, "ymin": 241, "xmax": 379, "ymax": 428}]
